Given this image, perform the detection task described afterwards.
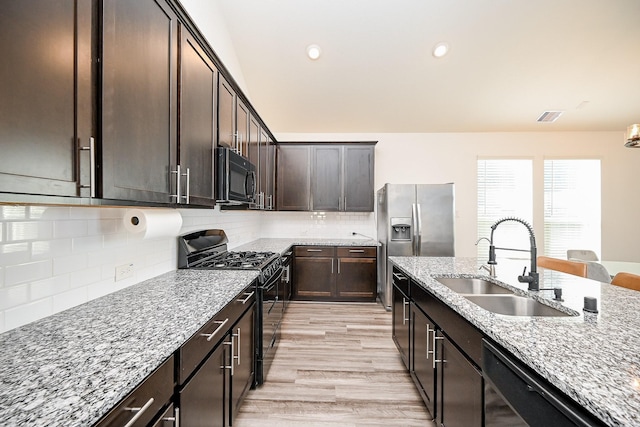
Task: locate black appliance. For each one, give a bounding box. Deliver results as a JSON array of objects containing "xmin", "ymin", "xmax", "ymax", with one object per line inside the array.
[
  {"xmin": 216, "ymin": 147, "xmax": 256, "ymax": 205},
  {"xmin": 178, "ymin": 229, "xmax": 283, "ymax": 386},
  {"xmin": 482, "ymin": 340, "xmax": 605, "ymax": 427}
]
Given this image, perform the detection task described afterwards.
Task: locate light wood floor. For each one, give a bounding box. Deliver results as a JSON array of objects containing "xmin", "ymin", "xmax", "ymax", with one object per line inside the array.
[{"xmin": 234, "ymin": 302, "xmax": 435, "ymax": 427}]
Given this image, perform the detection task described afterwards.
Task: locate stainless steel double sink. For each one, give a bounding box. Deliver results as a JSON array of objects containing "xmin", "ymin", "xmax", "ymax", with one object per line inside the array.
[{"xmin": 436, "ymin": 277, "xmax": 572, "ymax": 317}]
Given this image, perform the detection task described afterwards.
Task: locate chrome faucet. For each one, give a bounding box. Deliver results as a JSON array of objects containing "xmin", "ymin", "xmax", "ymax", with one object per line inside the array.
[
  {"xmin": 488, "ymin": 217, "xmax": 540, "ymax": 291},
  {"xmin": 475, "ymin": 237, "xmax": 496, "ymax": 277}
]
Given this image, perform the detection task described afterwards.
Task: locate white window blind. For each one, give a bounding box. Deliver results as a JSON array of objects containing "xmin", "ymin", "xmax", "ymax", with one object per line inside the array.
[
  {"xmin": 477, "ymin": 159, "xmax": 533, "ymax": 260},
  {"xmin": 543, "ymin": 159, "xmax": 601, "ymax": 259}
]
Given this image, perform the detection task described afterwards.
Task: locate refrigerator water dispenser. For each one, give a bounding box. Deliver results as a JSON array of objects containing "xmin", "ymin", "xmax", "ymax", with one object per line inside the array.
[{"xmin": 390, "ymin": 218, "xmax": 412, "ymax": 241}]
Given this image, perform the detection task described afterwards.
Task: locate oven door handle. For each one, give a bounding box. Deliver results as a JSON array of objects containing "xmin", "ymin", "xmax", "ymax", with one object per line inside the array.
[{"xmin": 262, "ymin": 266, "xmax": 284, "ymax": 290}]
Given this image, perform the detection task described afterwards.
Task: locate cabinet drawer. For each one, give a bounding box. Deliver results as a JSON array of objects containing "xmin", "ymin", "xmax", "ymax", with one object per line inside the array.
[
  {"xmin": 337, "ymin": 246, "xmax": 376, "ymax": 258},
  {"xmin": 179, "ymin": 285, "xmax": 255, "ymax": 384},
  {"xmin": 294, "ymin": 246, "xmax": 335, "ymax": 257},
  {"xmin": 392, "ymin": 266, "xmax": 410, "ymax": 297},
  {"xmin": 412, "ymin": 282, "xmax": 483, "ymax": 367},
  {"xmin": 94, "ymin": 355, "xmax": 174, "ymax": 427}
]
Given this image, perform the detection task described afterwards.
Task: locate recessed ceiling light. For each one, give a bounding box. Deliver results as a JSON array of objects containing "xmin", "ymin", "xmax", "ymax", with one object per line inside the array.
[
  {"xmin": 432, "ymin": 42, "xmax": 449, "ymax": 58},
  {"xmin": 306, "ymin": 44, "xmax": 322, "ymax": 60}
]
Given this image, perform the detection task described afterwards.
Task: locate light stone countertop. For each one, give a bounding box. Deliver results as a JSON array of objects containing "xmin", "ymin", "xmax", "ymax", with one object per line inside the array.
[
  {"xmin": 390, "ymin": 256, "xmax": 640, "ymax": 427},
  {"xmin": 0, "ymin": 269, "xmax": 259, "ymax": 427}
]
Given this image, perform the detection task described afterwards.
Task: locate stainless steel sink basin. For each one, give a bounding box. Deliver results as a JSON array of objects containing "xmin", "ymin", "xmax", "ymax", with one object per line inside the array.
[
  {"xmin": 463, "ymin": 294, "xmax": 572, "ymax": 317},
  {"xmin": 436, "ymin": 277, "xmax": 513, "ymax": 294}
]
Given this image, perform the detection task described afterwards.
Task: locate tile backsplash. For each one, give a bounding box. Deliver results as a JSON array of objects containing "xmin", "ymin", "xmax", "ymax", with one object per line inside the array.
[{"xmin": 0, "ymin": 205, "xmax": 374, "ymax": 333}]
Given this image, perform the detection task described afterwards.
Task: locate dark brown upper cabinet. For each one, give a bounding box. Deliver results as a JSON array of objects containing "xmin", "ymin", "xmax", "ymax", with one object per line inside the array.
[
  {"xmin": 100, "ymin": 0, "xmax": 178, "ymax": 203},
  {"xmin": 177, "ymin": 24, "xmax": 217, "ymax": 207},
  {"xmin": 218, "ymin": 75, "xmax": 250, "ymax": 159},
  {"xmin": 277, "ymin": 142, "xmax": 376, "ymax": 212},
  {"xmin": 0, "ymin": 0, "xmax": 94, "ymax": 198}
]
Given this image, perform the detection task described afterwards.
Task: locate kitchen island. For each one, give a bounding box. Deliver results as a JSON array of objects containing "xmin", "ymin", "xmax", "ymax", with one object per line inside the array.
[{"xmin": 390, "ymin": 256, "xmax": 640, "ymax": 427}]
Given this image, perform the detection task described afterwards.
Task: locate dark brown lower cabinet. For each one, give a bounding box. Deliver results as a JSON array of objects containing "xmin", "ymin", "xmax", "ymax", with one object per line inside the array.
[
  {"xmin": 391, "ymin": 276, "xmax": 410, "ymax": 369},
  {"xmin": 180, "ymin": 341, "xmax": 228, "ymax": 427},
  {"xmin": 438, "ymin": 333, "xmax": 483, "ymax": 427},
  {"xmin": 412, "ymin": 305, "xmax": 436, "ymax": 417},
  {"xmin": 231, "ymin": 306, "xmax": 254, "ymax": 420},
  {"xmin": 94, "ymin": 355, "xmax": 175, "ymax": 427},
  {"xmin": 177, "ymin": 287, "xmax": 255, "ymax": 427},
  {"xmin": 293, "ymin": 246, "xmax": 376, "ymax": 301}
]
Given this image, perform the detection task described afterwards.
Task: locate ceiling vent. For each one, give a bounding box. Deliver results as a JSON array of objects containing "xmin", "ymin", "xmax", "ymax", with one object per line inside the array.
[{"xmin": 537, "ymin": 111, "xmax": 564, "ymax": 123}]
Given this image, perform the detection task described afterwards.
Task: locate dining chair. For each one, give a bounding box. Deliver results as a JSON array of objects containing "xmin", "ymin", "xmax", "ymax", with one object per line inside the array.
[
  {"xmin": 566, "ymin": 249, "xmax": 599, "ymax": 262},
  {"xmin": 583, "ymin": 261, "xmax": 611, "ymax": 283},
  {"xmin": 611, "ymin": 272, "xmax": 640, "ymax": 291},
  {"xmin": 537, "ymin": 256, "xmax": 588, "ymax": 277}
]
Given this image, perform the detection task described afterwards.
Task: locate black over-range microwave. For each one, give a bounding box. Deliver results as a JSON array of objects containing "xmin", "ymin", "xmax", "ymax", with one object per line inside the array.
[{"xmin": 216, "ymin": 147, "xmax": 256, "ymax": 205}]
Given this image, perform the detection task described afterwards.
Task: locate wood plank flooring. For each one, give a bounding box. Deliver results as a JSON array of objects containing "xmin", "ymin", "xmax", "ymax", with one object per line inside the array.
[{"xmin": 234, "ymin": 302, "xmax": 435, "ymax": 426}]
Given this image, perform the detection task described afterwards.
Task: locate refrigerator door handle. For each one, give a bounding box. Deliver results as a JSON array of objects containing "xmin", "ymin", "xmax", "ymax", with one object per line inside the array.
[
  {"xmin": 412, "ymin": 203, "xmax": 419, "ymax": 255},
  {"xmin": 416, "ymin": 203, "xmax": 422, "ymax": 255}
]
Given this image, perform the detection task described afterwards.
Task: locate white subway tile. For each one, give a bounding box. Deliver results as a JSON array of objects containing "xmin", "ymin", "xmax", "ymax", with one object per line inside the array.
[
  {"xmin": 0, "ymin": 283, "xmax": 29, "ymax": 310},
  {"xmin": 31, "ymin": 239, "xmax": 73, "ymax": 260},
  {"xmin": 69, "ymin": 266, "xmax": 102, "ymax": 289},
  {"xmin": 54, "ymin": 219, "xmax": 88, "ymax": 239},
  {"xmin": 0, "ymin": 242, "xmax": 30, "ymax": 266},
  {"xmin": 5, "ymin": 260, "xmax": 52, "ymax": 287},
  {"xmin": 38, "ymin": 206, "xmax": 71, "ymax": 221},
  {"xmin": 4, "ymin": 298, "xmax": 53, "ymax": 332},
  {"xmin": 30, "ymin": 275, "xmax": 71, "ymax": 300},
  {"xmin": 72, "ymin": 235, "xmax": 104, "ymax": 253},
  {"xmin": 7, "ymin": 221, "xmax": 54, "ymax": 241},
  {"xmin": 0, "ymin": 206, "xmax": 28, "ymax": 220},
  {"xmin": 87, "ymin": 219, "xmax": 119, "ymax": 236},
  {"xmin": 52, "ymin": 287, "xmax": 88, "ymax": 313},
  {"xmin": 53, "ymin": 253, "xmax": 88, "ymax": 276},
  {"xmin": 86, "ymin": 278, "xmax": 118, "ymax": 300},
  {"xmin": 0, "ymin": 311, "xmax": 5, "ymax": 333}
]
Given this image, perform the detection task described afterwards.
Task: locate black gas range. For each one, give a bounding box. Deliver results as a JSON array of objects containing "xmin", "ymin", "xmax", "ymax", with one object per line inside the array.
[
  {"xmin": 177, "ymin": 229, "xmax": 282, "ymax": 285},
  {"xmin": 177, "ymin": 229, "xmax": 286, "ymax": 386}
]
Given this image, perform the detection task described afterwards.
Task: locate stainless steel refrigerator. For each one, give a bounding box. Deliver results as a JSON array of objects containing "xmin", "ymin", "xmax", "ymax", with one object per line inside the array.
[{"xmin": 376, "ymin": 183, "xmax": 455, "ymax": 309}]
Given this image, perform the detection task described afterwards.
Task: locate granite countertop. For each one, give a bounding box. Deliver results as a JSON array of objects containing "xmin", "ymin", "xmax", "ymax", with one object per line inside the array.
[
  {"xmin": 390, "ymin": 256, "xmax": 640, "ymax": 427},
  {"xmin": 0, "ymin": 269, "xmax": 259, "ymax": 427},
  {"xmin": 232, "ymin": 237, "xmax": 379, "ymax": 254}
]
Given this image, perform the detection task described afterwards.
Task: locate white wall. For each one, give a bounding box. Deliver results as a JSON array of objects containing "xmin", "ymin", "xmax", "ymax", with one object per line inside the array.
[
  {"xmin": 277, "ymin": 131, "xmax": 639, "ymax": 262},
  {"xmin": 179, "ymin": 0, "xmax": 250, "ymax": 98}
]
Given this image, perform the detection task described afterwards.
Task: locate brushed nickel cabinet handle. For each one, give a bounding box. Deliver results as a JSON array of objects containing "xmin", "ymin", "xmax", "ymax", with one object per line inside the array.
[
  {"xmin": 349, "ymin": 249, "xmax": 365, "ymax": 253},
  {"xmin": 79, "ymin": 137, "xmax": 96, "ymax": 198},
  {"xmin": 306, "ymin": 249, "xmax": 323, "ymax": 252},
  {"xmin": 239, "ymin": 291, "xmax": 254, "ymax": 304},
  {"xmin": 200, "ymin": 318, "xmax": 229, "ymax": 342},
  {"xmin": 123, "ymin": 397, "xmax": 154, "ymax": 427}
]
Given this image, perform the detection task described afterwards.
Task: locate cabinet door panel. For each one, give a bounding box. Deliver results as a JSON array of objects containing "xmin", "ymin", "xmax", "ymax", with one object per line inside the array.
[
  {"xmin": 237, "ymin": 99, "xmax": 250, "ymax": 158},
  {"xmin": 180, "ymin": 28, "xmax": 216, "ymax": 207},
  {"xmin": 344, "ymin": 146, "xmax": 374, "ymax": 211},
  {"xmin": 231, "ymin": 306, "xmax": 255, "ymax": 421},
  {"xmin": 392, "ymin": 285, "xmax": 410, "ymax": 369},
  {"xmin": 101, "ymin": 0, "xmax": 177, "ymax": 202},
  {"xmin": 0, "ymin": 0, "xmax": 91, "ymax": 196},
  {"xmin": 277, "ymin": 145, "xmax": 310, "ymax": 210},
  {"xmin": 180, "ymin": 341, "xmax": 228, "ymax": 427},
  {"xmin": 439, "ymin": 335, "xmax": 483, "ymax": 427},
  {"xmin": 311, "ymin": 145, "xmax": 342, "ymax": 211},
  {"xmin": 218, "ymin": 76, "xmax": 235, "ymax": 149},
  {"xmin": 336, "ymin": 257, "xmax": 376, "ymax": 300},
  {"xmin": 412, "ymin": 307, "xmax": 437, "ymax": 418},
  {"xmin": 294, "ymin": 257, "xmax": 334, "ymax": 298}
]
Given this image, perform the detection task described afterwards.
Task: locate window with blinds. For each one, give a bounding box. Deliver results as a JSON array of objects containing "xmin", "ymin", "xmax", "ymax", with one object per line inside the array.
[
  {"xmin": 477, "ymin": 159, "xmax": 533, "ymax": 260},
  {"xmin": 543, "ymin": 159, "xmax": 601, "ymax": 259}
]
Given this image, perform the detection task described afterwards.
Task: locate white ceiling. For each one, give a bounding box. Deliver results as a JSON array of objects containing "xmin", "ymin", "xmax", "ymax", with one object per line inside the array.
[{"xmin": 214, "ymin": 0, "xmax": 640, "ymax": 134}]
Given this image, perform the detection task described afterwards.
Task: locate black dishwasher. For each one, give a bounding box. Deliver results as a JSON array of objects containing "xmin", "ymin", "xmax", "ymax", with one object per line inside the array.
[{"xmin": 482, "ymin": 340, "xmax": 606, "ymax": 427}]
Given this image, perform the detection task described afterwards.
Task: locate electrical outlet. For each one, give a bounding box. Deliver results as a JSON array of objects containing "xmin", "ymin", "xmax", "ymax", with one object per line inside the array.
[{"xmin": 115, "ymin": 263, "xmax": 134, "ymax": 281}]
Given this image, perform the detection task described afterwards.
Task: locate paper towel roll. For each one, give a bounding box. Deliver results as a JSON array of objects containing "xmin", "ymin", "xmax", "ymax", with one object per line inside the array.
[{"xmin": 123, "ymin": 209, "xmax": 183, "ymax": 239}]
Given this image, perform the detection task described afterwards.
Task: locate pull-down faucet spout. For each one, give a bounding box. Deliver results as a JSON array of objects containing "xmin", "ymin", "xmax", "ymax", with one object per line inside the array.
[{"xmin": 488, "ymin": 217, "xmax": 539, "ymax": 291}]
